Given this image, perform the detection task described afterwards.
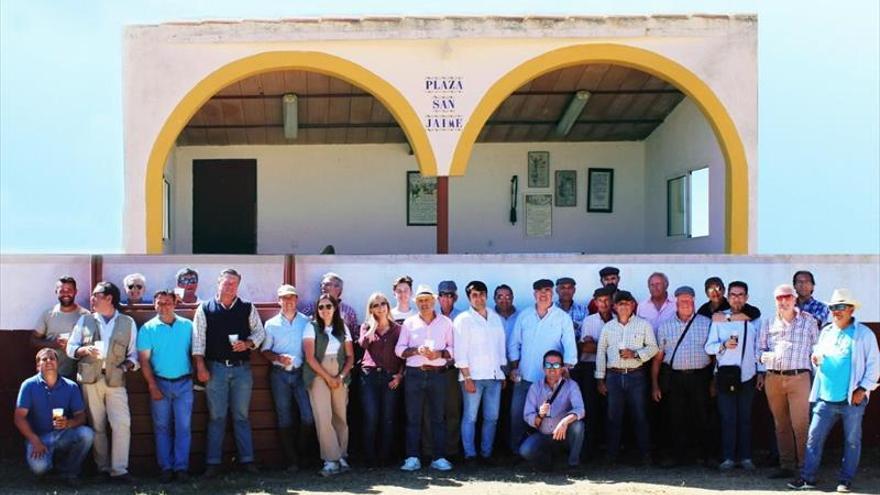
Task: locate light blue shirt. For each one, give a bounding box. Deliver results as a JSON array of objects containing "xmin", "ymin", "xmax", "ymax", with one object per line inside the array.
[
  {"xmin": 705, "ymin": 318, "xmax": 759, "ymax": 383},
  {"xmin": 137, "ymin": 315, "xmax": 193, "ymax": 379},
  {"xmin": 508, "ymin": 305, "xmax": 577, "ymax": 383},
  {"xmin": 810, "ymin": 320, "xmax": 880, "ymax": 405},
  {"xmin": 261, "ymin": 311, "xmax": 310, "ymax": 369},
  {"xmin": 816, "ymin": 325, "xmax": 854, "ymax": 402}
]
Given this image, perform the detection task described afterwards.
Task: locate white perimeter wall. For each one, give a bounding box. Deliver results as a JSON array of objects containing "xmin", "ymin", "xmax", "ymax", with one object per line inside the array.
[{"xmin": 645, "ymin": 98, "xmax": 727, "ymax": 252}]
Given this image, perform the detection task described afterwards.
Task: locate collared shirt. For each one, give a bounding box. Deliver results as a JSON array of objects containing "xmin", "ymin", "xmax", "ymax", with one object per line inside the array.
[
  {"xmin": 440, "ymin": 307, "xmax": 463, "ymax": 321},
  {"xmin": 555, "ymin": 300, "xmax": 587, "ymax": 339},
  {"xmin": 34, "ymin": 304, "xmax": 91, "ymax": 377},
  {"xmin": 594, "ymin": 315, "xmax": 658, "ymax": 379},
  {"xmin": 758, "ymin": 308, "xmax": 819, "ymax": 371},
  {"xmin": 68, "ymin": 311, "xmax": 139, "ymax": 369},
  {"xmin": 262, "ymin": 311, "xmax": 311, "ymax": 369},
  {"xmin": 808, "ymin": 319, "xmax": 880, "ymax": 405},
  {"xmin": 358, "ymin": 321, "xmax": 404, "ymax": 373},
  {"xmin": 797, "ymin": 297, "xmax": 829, "ymax": 326},
  {"xmin": 508, "ymin": 305, "xmax": 577, "ymax": 384},
  {"xmin": 815, "ymin": 324, "xmax": 854, "ymax": 402},
  {"xmin": 301, "ymin": 300, "xmax": 359, "ymax": 340},
  {"xmin": 395, "ymin": 312, "xmax": 455, "ymax": 367},
  {"xmin": 391, "ymin": 306, "xmax": 417, "ymax": 324},
  {"xmin": 656, "ymin": 314, "xmax": 712, "ymax": 370},
  {"xmin": 705, "ymin": 318, "xmax": 759, "ymax": 382},
  {"xmin": 496, "ymin": 307, "xmax": 519, "ymax": 346},
  {"xmin": 454, "ymin": 308, "xmax": 507, "ymax": 381},
  {"xmin": 523, "ymin": 378, "xmax": 585, "ymax": 435},
  {"xmin": 192, "ymin": 297, "xmax": 265, "ymax": 356},
  {"xmin": 16, "ymin": 373, "xmax": 85, "ymax": 436},
  {"xmin": 637, "ymin": 296, "xmax": 676, "ymax": 332},
  {"xmin": 697, "ymin": 299, "xmax": 762, "ymax": 321},
  {"xmin": 579, "ymin": 312, "xmax": 613, "ymax": 363},
  {"xmin": 137, "ymin": 314, "xmax": 193, "ymax": 379}
]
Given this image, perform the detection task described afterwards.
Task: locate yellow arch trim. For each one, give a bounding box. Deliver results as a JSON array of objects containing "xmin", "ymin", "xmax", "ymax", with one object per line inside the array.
[
  {"xmin": 452, "ymin": 44, "xmax": 749, "ymax": 254},
  {"xmin": 145, "ymin": 51, "xmax": 436, "ymax": 253}
]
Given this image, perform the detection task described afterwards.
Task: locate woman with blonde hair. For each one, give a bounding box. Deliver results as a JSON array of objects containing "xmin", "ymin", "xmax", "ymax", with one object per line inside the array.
[
  {"xmin": 303, "ymin": 294, "xmax": 354, "ymax": 477},
  {"xmin": 357, "ymin": 292, "xmax": 405, "ymax": 466}
]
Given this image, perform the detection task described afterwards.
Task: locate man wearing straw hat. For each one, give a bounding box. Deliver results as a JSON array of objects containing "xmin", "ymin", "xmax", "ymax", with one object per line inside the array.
[{"xmin": 787, "ymin": 289, "xmax": 879, "ymax": 493}]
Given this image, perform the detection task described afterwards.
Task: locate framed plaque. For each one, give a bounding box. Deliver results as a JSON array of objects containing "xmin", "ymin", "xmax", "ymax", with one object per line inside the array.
[
  {"xmin": 527, "ymin": 151, "xmax": 550, "ymax": 188},
  {"xmin": 555, "ymin": 170, "xmax": 576, "ymax": 207},
  {"xmin": 525, "ymin": 193, "xmax": 552, "ymax": 237},
  {"xmin": 587, "ymin": 168, "xmax": 614, "ymax": 213},
  {"xmin": 406, "ymin": 171, "xmax": 437, "ymax": 226}
]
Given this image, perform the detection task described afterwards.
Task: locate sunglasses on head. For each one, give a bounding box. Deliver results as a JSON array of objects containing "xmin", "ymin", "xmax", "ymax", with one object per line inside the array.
[
  {"xmin": 317, "ymin": 303, "xmax": 334, "ymax": 311},
  {"xmin": 543, "ymin": 362, "xmax": 563, "ymax": 369},
  {"xmin": 370, "ymin": 301, "xmax": 388, "ymax": 309},
  {"xmin": 829, "ymin": 304, "xmax": 852, "ymax": 312},
  {"xmin": 128, "ymin": 284, "xmax": 143, "ymax": 290}
]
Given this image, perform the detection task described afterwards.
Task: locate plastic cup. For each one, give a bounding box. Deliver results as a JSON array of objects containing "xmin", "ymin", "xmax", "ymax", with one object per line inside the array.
[
  {"xmin": 228, "ymin": 335, "xmax": 240, "ymax": 344},
  {"xmin": 424, "ymin": 339, "xmax": 435, "ymax": 351},
  {"xmin": 761, "ymin": 351, "xmax": 775, "ymax": 365},
  {"xmin": 52, "ymin": 408, "xmax": 64, "ymax": 420},
  {"xmin": 94, "ymin": 340, "xmax": 106, "ymax": 359}
]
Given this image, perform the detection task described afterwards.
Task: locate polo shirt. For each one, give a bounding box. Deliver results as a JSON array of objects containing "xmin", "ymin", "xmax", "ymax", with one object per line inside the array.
[
  {"xmin": 16, "ymin": 373, "xmax": 84, "ymax": 436},
  {"xmin": 262, "ymin": 311, "xmax": 311, "ymax": 369},
  {"xmin": 816, "ymin": 325, "xmax": 855, "ymax": 402},
  {"xmin": 137, "ymin": 314, "xmax": 193, "ymax": 379}
]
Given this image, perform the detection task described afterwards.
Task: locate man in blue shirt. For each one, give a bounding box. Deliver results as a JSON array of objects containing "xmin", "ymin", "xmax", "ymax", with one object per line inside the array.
[
  {"xmin": 14, "ymin": 348, "xmax": 94, "ymax": 487},
  {"xmin": 788, "ymin": 289, "xmax": 879, "ymax": 493},
  {"xmin": 793, "ymin": 270, "xmax": 830, "ymax": 325},
  {"xmin": 137, "ymin": 289, "xmax": 194, "ymax": 483},
  {"xmin": 261, "ymin": 284, "xmax": 315, "ymax": 471}
]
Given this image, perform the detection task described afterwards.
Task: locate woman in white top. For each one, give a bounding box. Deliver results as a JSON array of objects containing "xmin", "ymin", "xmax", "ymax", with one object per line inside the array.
[{"xmin": 303, "ymin": 294, "xmax": 354, "ymax": 477}]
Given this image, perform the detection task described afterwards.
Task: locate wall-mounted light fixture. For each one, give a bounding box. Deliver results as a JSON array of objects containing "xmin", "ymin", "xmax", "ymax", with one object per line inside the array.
[
  {"xmin": 555, "ymin": 90, "xmax": 591, "ymax": 137},
  {"xmin": 282, "ymin": 93, "xmax": 298, "ymax": 139}
]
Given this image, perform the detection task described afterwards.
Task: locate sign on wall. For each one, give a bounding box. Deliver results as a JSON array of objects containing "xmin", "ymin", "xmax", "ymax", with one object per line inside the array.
[{"xmin": 424, "ymin": 76, "xmax": 464, "ymax": 132}]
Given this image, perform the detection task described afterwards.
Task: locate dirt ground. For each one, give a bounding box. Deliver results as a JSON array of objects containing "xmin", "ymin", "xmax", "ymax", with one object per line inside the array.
[{"xmin": 2, "ymin": 450, "xmax": 879, "ymax": 495}]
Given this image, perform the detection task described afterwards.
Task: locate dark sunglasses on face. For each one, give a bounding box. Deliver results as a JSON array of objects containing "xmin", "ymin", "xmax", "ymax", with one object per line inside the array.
[
  {"xmin": 128, "ymin": 284, "xmax": 143, "ymax": 290},
  {"xmin": 317, "ymin": 304, "xmax": 334, "ymax": 311},
  {"xmin": 829, "ymin": 304, "xmax": 852, "ymax": 312},
  {"xmin": 370, "ymin": 301, "xmax": 388, "ymax": 309},
  {"xmin": 543, "ymin": 361, "xmax": 563, "ymax": 369}
]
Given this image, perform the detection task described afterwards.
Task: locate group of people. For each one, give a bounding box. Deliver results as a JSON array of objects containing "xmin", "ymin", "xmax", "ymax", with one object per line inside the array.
[{"xmin": 15, "ymin": 267, "xmax": 878, "ymax": 492}]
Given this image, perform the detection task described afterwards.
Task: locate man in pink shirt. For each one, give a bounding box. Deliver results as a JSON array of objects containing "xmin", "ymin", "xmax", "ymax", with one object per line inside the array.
[
  {"xmin": 637, "ymin": 272, "xmax": 676, "ymax": 332},
  {"xmin": 396, "ymin": 284, "xmax": 455, "ymax": 472}
]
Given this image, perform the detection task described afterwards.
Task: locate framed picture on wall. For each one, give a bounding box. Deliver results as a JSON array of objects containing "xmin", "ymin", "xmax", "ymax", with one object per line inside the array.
[
  {"xmin": 406, "ymin": 171, "xmax": 438, "ymax": 226},
  {"xmin": 525, "ymin": 193, "xmax": 552, "ymax": 237},
  {"xmin": 587, "ymin": 168, "xmax": 614, "ymax": 213},
  {"xmin": 527, "ymin": 151, "xmax": 550, "ymax": 188},
  {"xmin": 555, "ymin": 170, "xmax": 576, "ymax": 207}
]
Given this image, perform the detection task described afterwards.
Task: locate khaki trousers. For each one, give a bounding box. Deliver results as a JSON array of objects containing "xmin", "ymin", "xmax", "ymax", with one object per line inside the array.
[
  {"xmin": 307, "ymin": 356, "xmax": 349, "ymax": 462},
  {"xmin": 765, "ymin": 372, "xmax": 811, "ymax": 470},
  {"xmin": 81, "ymin": 379, "xmax": 131, "ymax": 476}
]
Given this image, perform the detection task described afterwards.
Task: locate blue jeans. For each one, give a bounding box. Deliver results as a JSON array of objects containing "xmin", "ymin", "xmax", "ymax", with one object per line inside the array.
[
  {"xmin": 519, "ymin": 420, "xmax": 585, "ymax": 467},
  {"xmin": 605, "ymin": 368, "xmax": 650, "ymax": 457},
  {"xmin": 26, "ymin": 426, "xmax": 94, "ymax": 478},
  {"xmin": 716, "ymin": 377, "xmax": 755, "ymax": 462},
  {"xmin": 270, "ymin": 367, "xmax": 314, "ymax": 428},
  {"xmin": 572, "ymin": 362, "xmax": 603, "ymax": 456},
  {"xmin": 360, "ymin": 369, "xmax": 401, "ymax": 462},
  {"xmin": 404, "ymin": 367, "xmax": 446, "ymax": 459},
  {"xmin": 460, "ymin": 379, "xmax": 502, "ymax": 458},
  {"xmin": 802, "ymin": 399, "xmax": 867, "ymax": 483},
  {"xmin": 151, "ymin": 377, "xmax": 194, "ymax": 472},
  {"xmin": 205, "ymin": 361, "xmax": 254, "ymax": 465},
  {"xmin": 509, "ymin": 379, "xmax": 533, "ymax": 452}
]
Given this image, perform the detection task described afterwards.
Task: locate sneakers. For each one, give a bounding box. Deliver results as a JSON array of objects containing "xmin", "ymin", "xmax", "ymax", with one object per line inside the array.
[
  {"xmin": 338, "ymin": 457, "xmax": 351, "ymax": 472},
  {"xmin": 787, "ymin": 478, "xmax": 816, "ymax": 490},
  {"xmin": 719, "ymin": 459, "xmax": 736, "ymax": 471},
  {"xmin": 400, "ymin": 457, "xmax": 422, "ymax": 471},
  {"xmin": 740, "ymin": 459, "xmax": 756, "ymax": 471},
  {"xmin": 836, "ymin": 481, "xmax": 851, "ymax": 493},
  {"xmin": 319, "ymin": 461, "xmax": 340, "ymax": 477},
  {"xmin": 430, "ymin": 457, "xmax": 453, "ymax": 471}
]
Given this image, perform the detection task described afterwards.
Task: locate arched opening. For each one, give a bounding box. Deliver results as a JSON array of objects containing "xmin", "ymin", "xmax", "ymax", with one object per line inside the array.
[
  {"xmin": 144, "ymin": 52, "xmax": 436, "ymax": 254},
  {"xmin": 451, "ymin": 44, "xmax": 749, "ymax": 254}
]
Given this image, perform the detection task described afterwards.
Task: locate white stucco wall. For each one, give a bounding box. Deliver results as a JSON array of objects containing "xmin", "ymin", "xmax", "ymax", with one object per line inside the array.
[
  {"xmin": 123, "ymin": 16, "xmax": 758, "ymax": 253},
  {"xmin": 171, "ymin": 141, "xmax": 645, "ymax": 254},
  {"xmin": 644, "ymin": 98, "xmax": 726, "ymax": 252},
  {"xmin": 0, "ymin": 255, "xmax": 92, "ymax": 329}
]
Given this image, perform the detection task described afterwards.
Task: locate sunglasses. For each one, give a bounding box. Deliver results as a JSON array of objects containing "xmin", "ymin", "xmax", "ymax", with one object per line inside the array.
[
  {"xmin": 829, "ymin": 304, "xmax": 852, "ymax": 312},
  {"xmin": 128, "ymin": 284, "xmax": 143, "ymax": 290},
  {"xmin": 370, "ymin": 301, "xmax": 389, "ymax": 309},
  {"xmin": 317, "ymin": 304, "xmax": 335, "ymax": 311},
  {"xmin": 775, "ymin": 294, "xmax": 794, "ymax": 301},
  {"xmin": 543, "ymin": 362, "xmax": 563, "ymax": 370}
]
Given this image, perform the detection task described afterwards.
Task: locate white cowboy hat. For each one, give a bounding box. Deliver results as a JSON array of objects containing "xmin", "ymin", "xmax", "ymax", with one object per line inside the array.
[{"xmin": 827, "ymin": 288, "xmax": 861, "ymax": 310}]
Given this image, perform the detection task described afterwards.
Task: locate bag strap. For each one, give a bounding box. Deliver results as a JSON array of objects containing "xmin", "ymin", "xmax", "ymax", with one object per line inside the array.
[
  {"xmin": 669, "ymin": 316, "xmax": 697, "ymax": 368},
  {"xmin": 547, "ymin": 378, "xmax": 566, "ymax": 405},
  {"xmin": 739, "ymin": 320, "xmax": 748, "ymax": 366}
]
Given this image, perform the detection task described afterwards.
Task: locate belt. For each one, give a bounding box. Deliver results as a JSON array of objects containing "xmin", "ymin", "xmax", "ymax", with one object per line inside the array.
[
  {"xmin": 409, "ymin": 365, "xmax": 446, "ymax": 372},
  {"xmin": 362, "ymin": 366, "xmax": 394, "ymax": 374},
  {"xmin": 157, "ymin": 374, "xmax": 192, "ymax": 382},
  {"xmin": 767, "ymin": 369, "xmax": 810, "ymax": 376},
  {"xmin": 209, "ymin": 359, "xmax": 248, "ymax": 367},
  {"xmin": 607, "ymin": 366, "xmax": 644, "ymax": 374},
  {"xmin": 671, "ymin": 366, "xmax": 712, "ymax": 375}
]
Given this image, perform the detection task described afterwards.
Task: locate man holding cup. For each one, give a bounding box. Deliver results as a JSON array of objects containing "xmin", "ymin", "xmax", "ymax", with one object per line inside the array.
[
  {"xmin": 261, "ymin": 284, "xmax": 316, "ymax": 471},
  {"xmin": 757, "ymin": 284, "xmax": 819, "ymax": 479},
  {"xmin": 15, "ymin": 348, "xmax": 94, "ymax": 487},
  {"xmin": 32, "ymin": 276, "xmax": 91, "ymax": 380},
  {"xmin": 787, "ymin": 289, "xmax": 879, "ymax": 492}
]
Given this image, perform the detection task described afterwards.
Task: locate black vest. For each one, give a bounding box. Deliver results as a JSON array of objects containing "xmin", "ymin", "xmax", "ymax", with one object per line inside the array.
[{"xmin": 203, "ymin": 298, "xmax": 253, "ymax": 362}]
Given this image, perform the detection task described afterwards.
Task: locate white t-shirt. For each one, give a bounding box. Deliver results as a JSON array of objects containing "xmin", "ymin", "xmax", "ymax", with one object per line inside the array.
[{"xmin": 303, "ymin": 324, "xmax": 352, "ymax": 355}]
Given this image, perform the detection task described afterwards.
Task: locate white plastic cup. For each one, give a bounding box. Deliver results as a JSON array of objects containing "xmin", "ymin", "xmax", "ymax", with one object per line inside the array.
[
  {"xmin": 424, "ymin": 339, "xmax": 435, "ymax": 351},
  {"xmin": 94, "ymin": 340, "xmax": 106, "ymax": 359},
  {"xmin": 52, "ymin": 408, "xmax": 64, "ymax": 420},
  {"xmin": 228, "ymin": 335, "xmax": 240, "ymax": 344},
  {"xmin": 761, "ymin": 351, "xmax": 775, "ymax": 365}
]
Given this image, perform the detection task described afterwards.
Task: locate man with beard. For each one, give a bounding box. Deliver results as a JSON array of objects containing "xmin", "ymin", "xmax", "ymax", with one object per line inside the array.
[{"xmin": 32, "ymin": 277, "xmax": 91, "ymax": 380}]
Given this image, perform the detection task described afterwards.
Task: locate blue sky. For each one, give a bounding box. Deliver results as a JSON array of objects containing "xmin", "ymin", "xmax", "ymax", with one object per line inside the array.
[{"xmin": 1, "ymin": 0, "xmax": 878, "ymax": 254}]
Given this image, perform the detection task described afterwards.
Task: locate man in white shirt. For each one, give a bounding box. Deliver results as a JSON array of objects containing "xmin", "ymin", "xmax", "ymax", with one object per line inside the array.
[{"xmin": 454, "ymin": 281, "xmax": 507, "ymax": 464}]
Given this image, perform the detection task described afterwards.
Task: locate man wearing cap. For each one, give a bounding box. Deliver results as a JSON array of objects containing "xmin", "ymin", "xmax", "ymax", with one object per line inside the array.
[
  {"xmin": 137, "ymin": 289, "xmax": 194, "ymax": 482},
  {"xmin": 454, "ymin": 281, "xmax": 507, "ymax": 464},
  {"xmin": 175, "ymin": 267, "xmax": 199, "ymax": 304},
  {"xmin": 437, "ymin": 281, "xmax": 463, "ymax": 320},
  {"xmin": 574, "ymin": 286, "xmax": 613, "ymax": 459},
  {"xmin": 300, "ymin": 272, "xmax": 359, "ymax": 338},
  {"xmin": 587, "ymin": 266, "xmax": 627, "ymax": 315},
  {"xmin": 32, "ymin": 276, "xmax": 91, "ymax": 380},
  {"xmin": 507, "ymin": 279, "xmax": 577, "ymax": 453},
  {"xmin": 757, "ymin": 284, "xmax": 819, "ymax": 479},
  {"xmin": 555, "ymin": 277, "xmax": 587, "ymax": 337},
  {"xmin": 651, "ymin": 286, "xmax": 713, "ymax": 467},
  {"xmin": 261, "ymin": 284, "xmax": 316, "ymax": 472},
  {"xmin": 396, "ymin": 284, "xmax": 455, "ymax": 472},
  {"xmin": 428, "ymin": 280, "xmax": 462, "ymax": 459},
  {"xmin": 698, "ymin": 277, "xmax": 762, "ymax": 321},
  {"xmin": 595, "ymin": 290, "xmax": 658, "ymax": 464},
  {"xmin": 793, "ymin": 270, "xmax": 829, "ymax": 325},
  {"xmin": 637, "ymin": 272, "xmax": 676, "ymax": 331},
  {"xmin": 787, "ymin": 289, "xmax": 879, "ymax": 492}
]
